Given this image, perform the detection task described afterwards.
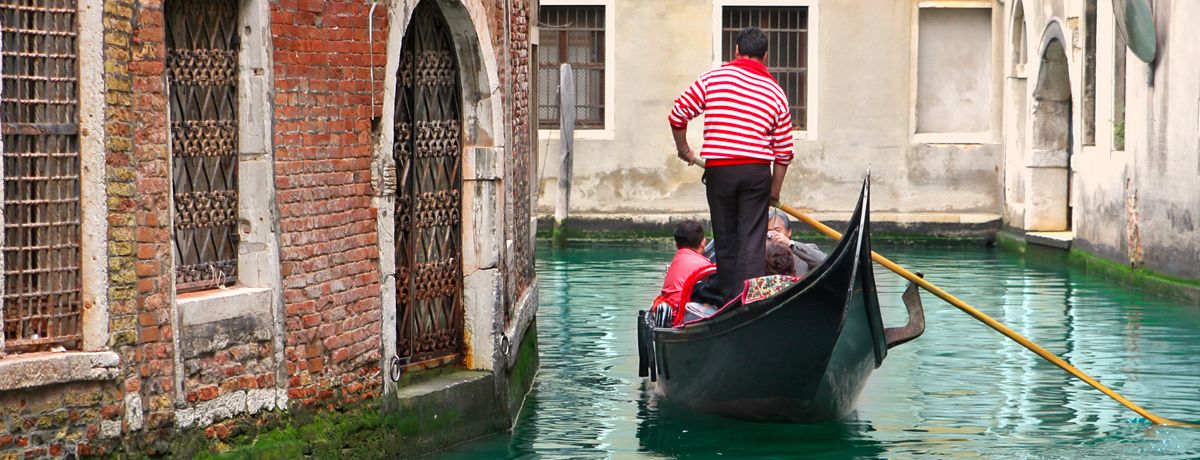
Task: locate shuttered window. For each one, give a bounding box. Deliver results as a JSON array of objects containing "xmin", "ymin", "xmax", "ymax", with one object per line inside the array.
[{"xmin": 0, "ymin": 0, "xmax": 83, "ymax": 353}]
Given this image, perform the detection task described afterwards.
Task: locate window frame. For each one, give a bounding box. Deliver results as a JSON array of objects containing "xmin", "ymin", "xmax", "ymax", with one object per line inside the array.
[
  {"xmin": 909, "ymin": 1, "xmax": 999, "ymax": 144},
  {"xmin": 165, "ymin": 0, "xmax": 281, "ymax": 300},
  {"xmin": 0, "ymin": 0, "xmax": 118, "ymax": 387},
  {"xmin": 0, "ymin": 0, "xmax": 108, "ymax": 357},
  {"xmin": 537, "ymin": 0, "xmax": 615, "ymax": 140},
  {"xmin": 164, "ymin": 0, "xmax": 243, "ymax": 294},
  {"xmin": 712, "ymin": 0, "xmax": 819, "ymax": 141}
]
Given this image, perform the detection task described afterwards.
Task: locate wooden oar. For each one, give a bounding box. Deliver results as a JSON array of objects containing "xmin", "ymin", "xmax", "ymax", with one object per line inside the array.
[{"xmin": 775, "ymin": 202, "xmax": 1199, "ymax": 428}]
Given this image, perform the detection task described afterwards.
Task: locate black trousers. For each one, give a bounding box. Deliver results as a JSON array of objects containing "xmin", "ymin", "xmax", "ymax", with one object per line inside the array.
[{"xmin": 704, "ymin": 163, "xmax": 771, "ymax": 304}]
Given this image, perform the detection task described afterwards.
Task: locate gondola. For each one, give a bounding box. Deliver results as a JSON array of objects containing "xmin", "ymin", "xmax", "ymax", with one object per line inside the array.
[{"xmin": 636, "ymin": 178, "xmax": 926, "ymax": 423}]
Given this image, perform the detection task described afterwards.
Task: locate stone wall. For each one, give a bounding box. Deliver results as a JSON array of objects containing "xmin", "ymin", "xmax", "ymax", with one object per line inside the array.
[{"xmin": 0, "ymin": 382, "xmax": 121, "ymax": 458}]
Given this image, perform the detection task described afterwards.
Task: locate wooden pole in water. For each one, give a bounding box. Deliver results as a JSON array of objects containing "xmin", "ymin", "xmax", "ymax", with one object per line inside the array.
[
  {"xmin": 552, "ymin": 64, "xmax": 575, "ymax": 245},
  {"xmin": 775, "ymin": 201, "xmax": 1199, "ymax": 428}
]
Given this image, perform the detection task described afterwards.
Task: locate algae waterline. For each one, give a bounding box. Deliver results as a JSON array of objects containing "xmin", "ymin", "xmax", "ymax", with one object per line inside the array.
[{"xmin": 443, "ymin": 241, "xmax": 1200, "ymax": 458}]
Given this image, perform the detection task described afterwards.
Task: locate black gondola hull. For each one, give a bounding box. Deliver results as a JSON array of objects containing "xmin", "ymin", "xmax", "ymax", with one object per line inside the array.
[{"xmin": 643, "ymin": 180, "xmax": 889, "ymax": 423}]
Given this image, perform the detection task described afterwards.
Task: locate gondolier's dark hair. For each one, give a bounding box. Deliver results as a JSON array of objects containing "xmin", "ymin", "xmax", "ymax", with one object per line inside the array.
[
  {"xmin": 674, "ymin": 220, "xmax": 705, "ymax": 249},
  {"xmin": 736, "ymin": 27, "xmax": 769, "ymax": 59}
]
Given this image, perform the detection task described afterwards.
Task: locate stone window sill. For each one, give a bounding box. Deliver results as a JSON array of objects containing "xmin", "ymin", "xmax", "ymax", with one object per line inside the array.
[
  {"xmin": 178, "ymin": 286, "xmax": 273, "ymax": 326},
  {"xmin": 0, "ymin": 351, "xmax": 120, "ymax": 392}
]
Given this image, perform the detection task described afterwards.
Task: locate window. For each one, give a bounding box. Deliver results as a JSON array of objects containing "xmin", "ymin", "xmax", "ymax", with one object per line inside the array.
[
  {"xmin": 1083, "ymin": 0, "xmax": 1097, "ymax": 146},
  {"xmin": 1112, "ymin": 15, "xmax": 1127, "ymax": 151},
  {"xmin": 166, "ymin": 0, "xmax": 240, "ymax": 292},
  {"xmin": 915, "ymin": 7, "xmax": 992, "ymax": 134},
  {"xmin": 0, "ymin": 0, "xmax": 83, "ymax": 353},
  {"xmin": 721, "ymin": 6, "xmax": 808, "ymax": 130},
  {"xmin": 1010, "ymin": 2, "xmax": 1027, "ymax": 75},
  {"xmin": 538, "ymin": 5, "xmax": 605, "ymax": 129}
]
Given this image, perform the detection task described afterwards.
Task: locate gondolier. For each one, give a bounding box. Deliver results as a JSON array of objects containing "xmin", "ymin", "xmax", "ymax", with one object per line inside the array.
[{"xmin": 669, "ymin": 26, "xmax": 794, "ymax": 304}]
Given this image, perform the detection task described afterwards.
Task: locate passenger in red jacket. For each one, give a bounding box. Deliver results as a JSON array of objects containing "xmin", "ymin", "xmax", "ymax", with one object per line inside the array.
[{"xmin": 658, "ymin": 220, "xmax": 712, "ymax": 309}]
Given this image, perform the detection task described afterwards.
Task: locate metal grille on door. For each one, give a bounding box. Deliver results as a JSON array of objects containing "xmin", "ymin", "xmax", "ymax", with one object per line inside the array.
[
  {"xmin": 165, "ymin": 0, "xmax": 240, "ymax": 292},
  {"xmin": 394, "ymin": 1, "xmax": 464, "ymax": 365}
]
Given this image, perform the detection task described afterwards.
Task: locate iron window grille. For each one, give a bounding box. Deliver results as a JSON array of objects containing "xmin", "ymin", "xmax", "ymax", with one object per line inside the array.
[
  {"xmin": 0, "ymin": 0, "xmax": 83, "ymax": 354},
  {"xmin": 538, "ymin": 5, "xmax": 605, "ymax": 129},
  {"xmin": 165, "ymin": 0, "xmax": 240, "ymax": 293},
  {"xmin": 722, "ymin": 6, "xmax": 808, "ymax": 131}
]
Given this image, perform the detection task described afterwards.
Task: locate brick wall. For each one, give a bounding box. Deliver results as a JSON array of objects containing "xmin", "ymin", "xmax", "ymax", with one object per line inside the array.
[
  {"xmin": 271, "ymin": 0, "xmax": 387, "ymax": 407},
  {"xmin": 127, "ymin": 0, "xmax": 178, "ymax": 440},
  {"xmin": 103, "ymin": 0, "xmax": 144, "ymax": 453}
]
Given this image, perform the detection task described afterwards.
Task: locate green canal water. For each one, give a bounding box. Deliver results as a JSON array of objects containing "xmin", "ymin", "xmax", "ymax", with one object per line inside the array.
[{"xmin": 444, "ymin": 242, "xmax": 1200, "ymax": 459}]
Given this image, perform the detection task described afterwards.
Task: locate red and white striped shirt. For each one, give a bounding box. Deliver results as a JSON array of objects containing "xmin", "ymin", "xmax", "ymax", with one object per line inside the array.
[{"xmin": 668, "ymin": 58, "xmax": 794, "ymax": 167}]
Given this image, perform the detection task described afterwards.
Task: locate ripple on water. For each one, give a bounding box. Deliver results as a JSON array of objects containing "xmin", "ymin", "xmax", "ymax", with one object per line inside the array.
[{"xmin": 440, "ymin": 242, "xmax": 1200, "ymax": 459}]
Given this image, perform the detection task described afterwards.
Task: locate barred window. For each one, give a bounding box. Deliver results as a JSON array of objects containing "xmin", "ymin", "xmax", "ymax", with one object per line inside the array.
[
  {"xmin": 165, "ymin": 0, "xmax": 240, "ymax": 293},
  {"xmin": 538, "ymin": 5, "xmax": 605, "ymax": 129},
  {"xmin": 0, "ymin": 0, "xmax": 83, "ymax": 353},
  {"xmin": 721, "ymin": 6, "xmax": 808, "ymax": 130}
]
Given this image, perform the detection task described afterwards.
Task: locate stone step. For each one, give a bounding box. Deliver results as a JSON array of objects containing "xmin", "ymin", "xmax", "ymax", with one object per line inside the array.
[{"xmin": 1026, "ymin": 231, "xmax": 1074, "ymax": 250}]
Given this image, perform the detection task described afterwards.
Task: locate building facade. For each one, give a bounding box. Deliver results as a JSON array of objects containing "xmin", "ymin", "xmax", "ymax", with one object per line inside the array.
[
  {"xmin": 536, "ymin": 0, "xmax": 1199, "ymax": 282},
  {"xmin": 0, "ymin": 0, "xmax": 538, "ymax": 456},
  {"xmin": 536, "ymin": 0, "xmax": 1007, "ymax": 231},
  {"xmin": 1003, "ymin": 0, "xmax": 1200, "ymax": 281}
]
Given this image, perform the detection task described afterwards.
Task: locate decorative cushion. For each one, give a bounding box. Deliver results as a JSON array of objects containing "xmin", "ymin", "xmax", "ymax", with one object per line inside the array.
[{"xmin": 742, "ymin": 275, "xmax": 802, "ymax": 304}]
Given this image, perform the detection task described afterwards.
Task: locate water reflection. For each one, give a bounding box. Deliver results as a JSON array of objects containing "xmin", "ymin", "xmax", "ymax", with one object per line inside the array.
[
  {"xmin": 441, "ymin": 242, "xmax": 1200, "ymax": 459},
  {"xmin": 634, "ymin": 380, "xmax": 888, "ymax": 459}
]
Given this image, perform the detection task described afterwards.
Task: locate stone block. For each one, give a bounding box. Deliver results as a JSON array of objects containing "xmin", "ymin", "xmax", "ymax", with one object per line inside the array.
[
  {"xmin": 1028, "ymin": 149, "xmax": 1069, "ymax": 168},
  {"xmin": 1024, "ymin": 166, "xmax": 1070, "ymax": 231},
  {"xmin": 462, "ymin": 181, "xmax": 501, "ymax": 272},
  {"xmin": 462, "ymin": 268, "xmax": 499, "ymax": 370},
  {"xmin": 0, "ymin": 352, "xmax": 119, "ymax": 392},
  {"xmin": 464, "ymin": 147, "xmax": 503, "ymax": 181}
]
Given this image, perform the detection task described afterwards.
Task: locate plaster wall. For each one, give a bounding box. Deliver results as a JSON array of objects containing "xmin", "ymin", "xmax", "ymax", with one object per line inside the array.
[
  {"xmin": 1124, "ymin": 1, "xmax": 1200, "ymax": 278},
  {"xmin": 1007, "ymin": 0, "xmax": 1200, "ymax": 279},
  {"xmin": 535, "ymin": 0, "xmax": 1004, "ymax": 218}
]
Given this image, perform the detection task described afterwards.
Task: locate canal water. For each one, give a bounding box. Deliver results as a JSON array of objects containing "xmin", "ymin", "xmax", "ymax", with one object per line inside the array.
[{"xmin": 444, "ymin": 241, "xmax": 1200, "ymax": 459}]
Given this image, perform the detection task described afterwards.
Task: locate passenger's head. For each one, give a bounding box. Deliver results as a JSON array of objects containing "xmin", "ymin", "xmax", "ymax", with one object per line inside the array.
[
  {"xmin": 767, "ymin": 209, "xmax": 792, "ymax": 238},
  {"xmin": 674, "ymin": 220, "xmax": 706, "ymax": 251},
  {"xmin": 734, "ymin": 27, "xmax": 769, "ymax": 60},
  {"xmin": 766, "ymin": 241, "xmax": 795, "ymax": 276}
]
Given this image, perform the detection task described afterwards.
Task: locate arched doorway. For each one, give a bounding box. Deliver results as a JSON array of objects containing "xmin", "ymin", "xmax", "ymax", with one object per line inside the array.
[
  {"xmin": 393, "ymin": 0, "xmax": 465, "ymax": 368},
  {"xmin": 1025, "ymin": 33, "xmax": 1072, "ymax": 231}
]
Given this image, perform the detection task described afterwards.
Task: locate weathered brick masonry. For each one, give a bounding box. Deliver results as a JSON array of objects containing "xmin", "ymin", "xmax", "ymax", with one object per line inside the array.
[{"xmin": 271, "ymin": 0, "xmax": 388, "ymax": 407}]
